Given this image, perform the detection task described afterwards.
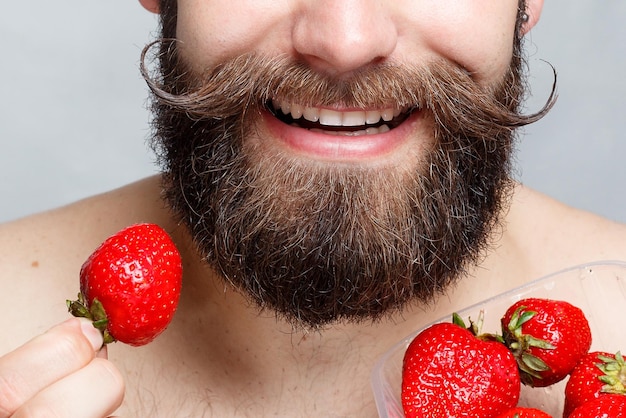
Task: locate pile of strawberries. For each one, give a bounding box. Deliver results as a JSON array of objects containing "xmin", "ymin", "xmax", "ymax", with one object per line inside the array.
[{"xmin": 401, "ymin": 298, "xmax": 626, "ymax": 417}]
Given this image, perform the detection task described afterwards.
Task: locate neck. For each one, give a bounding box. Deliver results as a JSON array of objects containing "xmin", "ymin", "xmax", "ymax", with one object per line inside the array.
[{"xmin": 153, "ymin": 210, "xmax": 532, "ymax": 417}]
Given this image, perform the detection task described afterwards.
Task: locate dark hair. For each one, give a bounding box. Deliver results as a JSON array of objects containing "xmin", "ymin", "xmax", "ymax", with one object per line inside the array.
[{"xmin": 159, "ymin": 0, "xmax": 177, "ymax": 39}]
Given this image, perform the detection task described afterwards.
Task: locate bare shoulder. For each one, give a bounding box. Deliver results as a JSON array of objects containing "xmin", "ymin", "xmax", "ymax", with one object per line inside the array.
[
  {"xmin": 0, "ymin": 176, "xmax": 172, "ymax": 352},
  {"xmin": 0, "ymin": 176, "xmax": 170, "ymax": 270},
  {"xmin": 507, "ymin": 184, "xmax": 626, "ymax": 272}
]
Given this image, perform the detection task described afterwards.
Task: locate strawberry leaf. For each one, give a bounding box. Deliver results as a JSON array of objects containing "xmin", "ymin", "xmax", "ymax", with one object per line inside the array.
[
  {"xmin": 452, "ymin": 312, "xmax": 467, "ymax": 329},
  {"xmin": 596, "ymin": 352, "xmax": 626, "ymax": 394},
  {"xmin": 521, "ymin": 353, "xmax": 551, "ymax": 373},
  {"xmin": 525, "ymin": 335, "xmax": 556, "ymax": 350}
]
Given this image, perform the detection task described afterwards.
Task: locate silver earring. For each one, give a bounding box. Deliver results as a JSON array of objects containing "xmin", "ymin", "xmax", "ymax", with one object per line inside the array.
[{"xmin": 521, "ymin": 12, "xmax": 530, "ymax": 23}]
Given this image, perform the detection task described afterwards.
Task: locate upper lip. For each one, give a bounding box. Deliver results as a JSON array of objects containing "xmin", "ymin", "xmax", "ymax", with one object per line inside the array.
[{"xmin": 270, "ymin": 99, "xmax": 409, "ymax": 128}]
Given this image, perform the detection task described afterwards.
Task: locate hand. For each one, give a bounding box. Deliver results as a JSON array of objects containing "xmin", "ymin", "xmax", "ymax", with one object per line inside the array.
[{"xmin": 0, "ymin": 318, "xmax": 125, "ymax": 418}]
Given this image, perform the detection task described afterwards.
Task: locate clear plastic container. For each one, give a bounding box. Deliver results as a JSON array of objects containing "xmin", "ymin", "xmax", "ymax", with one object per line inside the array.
[{"xmin": 371, "ymin": 260, "xmax": 626, "ymax": 417}]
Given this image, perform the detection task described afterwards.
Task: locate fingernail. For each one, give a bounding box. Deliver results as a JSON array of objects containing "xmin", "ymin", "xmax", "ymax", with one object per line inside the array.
[{"xmin": 78, "ymin": 318, "xmax": 104, "ymax": 350}]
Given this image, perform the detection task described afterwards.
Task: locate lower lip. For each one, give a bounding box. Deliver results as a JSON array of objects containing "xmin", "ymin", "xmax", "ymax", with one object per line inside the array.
[{"xmin": 262, "ymin": 110, "xmax": 422, "ymax": 162}]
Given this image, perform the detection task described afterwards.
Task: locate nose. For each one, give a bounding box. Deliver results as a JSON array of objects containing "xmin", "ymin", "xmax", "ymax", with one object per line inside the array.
[{"xmin": 292, "ymin": 1, "xmax": 398, "ymax": 76}]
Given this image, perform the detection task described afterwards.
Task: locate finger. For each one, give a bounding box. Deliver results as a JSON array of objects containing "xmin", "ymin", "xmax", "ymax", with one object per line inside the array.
[
  {"xmin": 97, "ymin": 344, "xmax": 109, "ymax": 359},
  {"xmin": 11, "ymin": 358, "xmax": 125, "ymax": 418},
  {"xmin": 0, "ymin": 318, "xmax": 103, "ymax": 417}
]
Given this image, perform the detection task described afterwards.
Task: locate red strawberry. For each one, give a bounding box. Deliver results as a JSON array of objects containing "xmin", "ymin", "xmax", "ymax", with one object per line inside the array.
[
  {"xmin": 401, "ymin": 314, "xmax": 520, "ymax": 418},
  {"xmin": 564, "ymin": 351, "xmax": 626, "ymax": 417},
  {"xmin": 501, "ymin": 298, "xmax": 591, "ymax": 387},
  {"xmin": 568, "ymin": 394, "xmax": 626, "ymax": 418},
  {"xmin": 494, "ymin": 407, "xmax": 553, "ymax": 417},
  {"xmin": 68, "ymin": 223, "xmax": 183, "ymax": 346}
]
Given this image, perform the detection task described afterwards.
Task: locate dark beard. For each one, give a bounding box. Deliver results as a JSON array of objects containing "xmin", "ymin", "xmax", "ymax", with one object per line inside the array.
[{"xmin": 142, "ymin": 19, "xmax": 555, "ymax": 329}]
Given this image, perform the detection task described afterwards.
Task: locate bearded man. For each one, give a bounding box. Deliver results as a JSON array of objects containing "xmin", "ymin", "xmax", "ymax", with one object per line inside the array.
[{"xmin": 1, "ymin": 1, "xmax": 625, "ymax": 417}]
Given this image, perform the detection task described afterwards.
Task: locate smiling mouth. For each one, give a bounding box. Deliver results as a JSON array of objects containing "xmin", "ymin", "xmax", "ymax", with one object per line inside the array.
[{"xmin": 268, "ymin": 99, "xmax": 415, "ymax": 136}]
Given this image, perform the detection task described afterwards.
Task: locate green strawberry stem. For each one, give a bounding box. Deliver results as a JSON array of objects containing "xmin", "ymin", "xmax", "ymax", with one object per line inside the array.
[
  {"xmin": 597, "ymin": 352, "xmax": 626, "ymax": 394},
  {"xmin": 452, "ymin": 311, "xmax": 505, "ymax": 344},
  {"xmin": 502, "ymin": 305, "xmax": 554, "ymax": 384},
  {"xmin": 67, "ymin": 293, "xmax": 116, "ymax": 344}
]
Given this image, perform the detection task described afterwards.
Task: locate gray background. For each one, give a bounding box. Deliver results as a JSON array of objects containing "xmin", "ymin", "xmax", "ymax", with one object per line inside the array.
[{"xmin": 1, "ymin": 2, "xmax": 625, "ymax": 224}]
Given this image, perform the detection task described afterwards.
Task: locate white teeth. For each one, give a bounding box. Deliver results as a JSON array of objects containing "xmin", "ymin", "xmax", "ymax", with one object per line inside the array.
[
  {"xmin": 310, "ymin": 124, "xmax": 391, "ymax": 137},
  {"xmin": 378, "ymin": 124, "xmax": 390, "ymax": 134},
  {"xmin": 342, "ymin": 110, "xmax": 367, "ymax": 127},
  {"xmin": 290, "ymin": 103, "xmax": 303, "ymax": 119},
  {"xmin": 280, "ymin": 102, "xmax": 291, "ymax": 115},
  {"xmin": 303, "ymin": 106, "xmax": 320, "ymax": 122},
  {"xmin": 273, "ymin": 99, "xmax": 404, "ymax": 128},
  {"xmin": 365, "ymin": 110, "xmax": 382, "ymax": 124},
  {"xmin": 319, "ymin": 108, "xmax": 343, "ymax": 126},
  {"xmin": 381, "ymin": 108, "xmax": 394, "ymax": 122}
]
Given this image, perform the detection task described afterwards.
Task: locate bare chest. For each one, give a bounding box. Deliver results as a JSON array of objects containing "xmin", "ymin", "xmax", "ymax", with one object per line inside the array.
[{"xmin": 110, "ymin": 341, "xmax": 382, "ymax": 418}]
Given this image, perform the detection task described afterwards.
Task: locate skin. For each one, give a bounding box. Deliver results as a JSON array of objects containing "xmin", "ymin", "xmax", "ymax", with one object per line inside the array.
[{"xmin": 1, "ymin": 1, "xmax": 626, "ymax": 417}]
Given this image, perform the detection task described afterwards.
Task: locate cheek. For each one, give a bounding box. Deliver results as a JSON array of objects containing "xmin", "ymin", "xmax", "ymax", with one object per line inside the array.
[
  {"xmin": 175, "ymin": 1, "xmax": 291, "ymax": 72},
  {"xmin": 175, "ymin": 3, "xmax": 245, "ymax": 70},
  {"xmin": 449, "ymin": 29, "xmax": 515, "ymax": 84},
  {"xmin": 399, "ymin": 1, "xmax": 518, "ymax": 84}
]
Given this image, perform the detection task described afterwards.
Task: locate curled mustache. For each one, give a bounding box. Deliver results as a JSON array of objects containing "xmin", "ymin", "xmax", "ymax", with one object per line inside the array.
[{"xmin": 140, "ymin": 39, "xmax": 557, "ymax": 142}]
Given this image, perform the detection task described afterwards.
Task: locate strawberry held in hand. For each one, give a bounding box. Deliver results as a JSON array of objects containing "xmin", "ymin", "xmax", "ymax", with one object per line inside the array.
[
  {"xmin": 68, "ymin": 223, "xmax": 183, "ymax": 346},
  {"xmin": 501, "ymin": 298, "xmax": 591, "ymax": 387},
  {"xmin": 402, "ymin": 314, "xmax": 520, "ymax": 418}
]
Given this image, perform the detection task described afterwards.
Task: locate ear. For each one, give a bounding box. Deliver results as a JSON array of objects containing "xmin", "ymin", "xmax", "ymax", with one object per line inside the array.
[
  {"xmin": 139, "ymin": 0, "xmax": 160, "ymax": 14},
  {"xmin": 521, "ymin": 0, "xmax": 544, "ymax": 34}
]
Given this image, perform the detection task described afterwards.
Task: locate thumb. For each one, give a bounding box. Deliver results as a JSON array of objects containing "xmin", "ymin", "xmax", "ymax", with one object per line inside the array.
[{"xmin": 96, "ymin": 344, "xmax": 109, "ymax": 359}]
